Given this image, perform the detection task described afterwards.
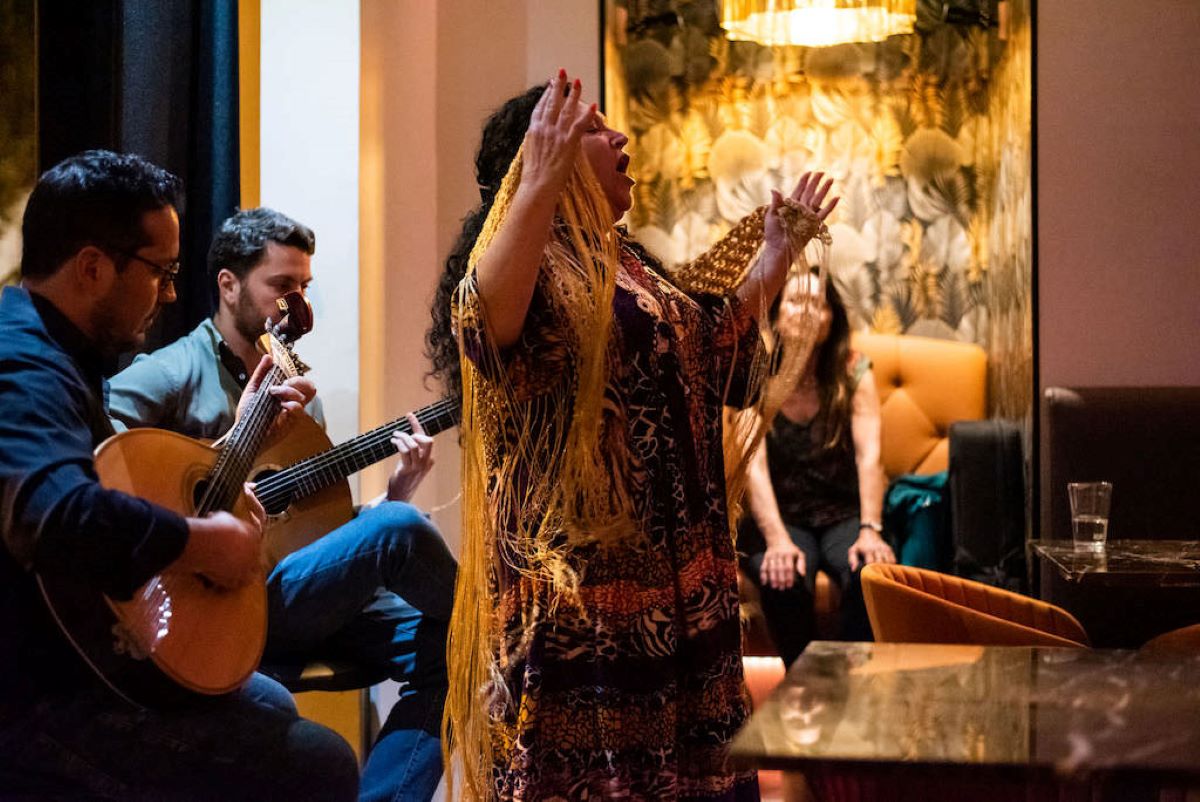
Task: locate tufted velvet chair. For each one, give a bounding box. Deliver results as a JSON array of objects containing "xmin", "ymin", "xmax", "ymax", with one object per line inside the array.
[{"xmin": 855, "ymin": 332, "xmax": 987, "ymax": 480}]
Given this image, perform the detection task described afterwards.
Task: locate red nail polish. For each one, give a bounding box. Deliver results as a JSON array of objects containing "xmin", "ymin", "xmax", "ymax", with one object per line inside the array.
[
  {"xmin": 574, "ymin": 78, "xmax": 581, "ymax": 91},
  {"xmin": 559, "ymin": 68, "xmax": 567, "ymax": 80}
]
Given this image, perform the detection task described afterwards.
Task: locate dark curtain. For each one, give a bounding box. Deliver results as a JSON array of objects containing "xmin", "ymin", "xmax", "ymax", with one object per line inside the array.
[
  {"xmin": 38, "ymin": 0, "xmax": 241, "ymax": 352},
  {"xmin": 36, "ymin": 1, "xmax": 122, "ymax": 170}
]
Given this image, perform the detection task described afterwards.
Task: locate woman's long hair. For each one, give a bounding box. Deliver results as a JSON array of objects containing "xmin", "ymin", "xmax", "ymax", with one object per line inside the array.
[
  {"xmin": 810, "ymin": 278, "xmax": 854, "ymax": 447},
  {"xmin": 433, "ymin": 84, "xmax": 627, "ymax": 802},
  {"xmin": 429, "ymin": 88, "xmax": 545, "ymax": 802},
  {"xmin": 426, "ymin": 86, "xmax": 545, "ymax": 402}
]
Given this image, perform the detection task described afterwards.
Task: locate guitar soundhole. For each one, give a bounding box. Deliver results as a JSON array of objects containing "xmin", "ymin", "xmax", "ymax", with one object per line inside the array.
[
  {"xmin": 191, "ymin": 478, "xmax": 210, "ymax": 512},
  {"xmin": 194, "ymin": 470, "xmax": 289, "ymax": 515},
  {"xmin": 249, "ymin": 467, "xmax": 289, "ymax": 516}
]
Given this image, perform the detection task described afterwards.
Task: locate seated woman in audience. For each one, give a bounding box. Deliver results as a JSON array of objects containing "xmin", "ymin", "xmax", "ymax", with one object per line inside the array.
[{"xmin": 740, "ymin": 273, "xmax": 895, "ymax": 665}]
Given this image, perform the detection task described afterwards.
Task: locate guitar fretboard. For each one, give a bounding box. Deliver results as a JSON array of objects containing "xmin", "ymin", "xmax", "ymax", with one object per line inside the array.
[
  {"xmin": 254, "ymin": 398, "xmax": 460, "ymax": 509},
  {"xmin": 197, "ymin": 364, "xmax": 288, "ymax": 514}
]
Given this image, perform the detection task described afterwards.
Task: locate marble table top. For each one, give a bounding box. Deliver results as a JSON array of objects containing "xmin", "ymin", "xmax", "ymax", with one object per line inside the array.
[
  {"xmin": 1031, "ymin": 539, "xmax": 1200, "ymax": 585},
  {"xmin": 731, "ymin": 641, "xmax": 1200, "ymax": 779}
]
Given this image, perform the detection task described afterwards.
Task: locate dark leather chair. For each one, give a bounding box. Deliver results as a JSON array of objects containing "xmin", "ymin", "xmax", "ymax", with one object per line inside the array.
[
  {"xmin": 1039, "ymin": 386, "xmax": 1200, "ymax": 647},
  {"xmin": 1040, "ymin": 386, "xmax": 1200, "ymax": 541}
]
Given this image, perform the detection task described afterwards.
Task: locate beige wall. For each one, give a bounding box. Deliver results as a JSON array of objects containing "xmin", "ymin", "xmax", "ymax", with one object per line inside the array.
[
  {"xmin": 261, "ymin": 0, "xmax": 361, "ymax": 464},
  {"xmin": 1037, "ymin": 0, "xmax": 1200, "ymax": 390},
  {"xmin": 359, "ymin": 0, "xmax": 439, "ymax": 518},
  {"xmin": 360, "ymin": 0, "xmax": 600, "ymax": 555}
]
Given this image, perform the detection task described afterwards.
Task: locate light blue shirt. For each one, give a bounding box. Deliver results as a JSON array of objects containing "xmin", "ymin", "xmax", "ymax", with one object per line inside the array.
[{"xmin": 108, "ymin": 318, "xmax": 325, "ymax": 439}]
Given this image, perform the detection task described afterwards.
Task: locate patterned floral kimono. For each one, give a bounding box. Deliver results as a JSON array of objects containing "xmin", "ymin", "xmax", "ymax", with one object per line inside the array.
[{"xmin": 454, "ymin": 235, "xmax": 765, "ymax": 801}]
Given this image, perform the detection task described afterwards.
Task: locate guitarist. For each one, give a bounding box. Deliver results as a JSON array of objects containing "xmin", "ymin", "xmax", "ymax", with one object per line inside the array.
[
  {"xmin": 0, "ymin": 151, "xmax": 359, "ymax": 800},
  {"xmin": 108, "ymin": 207, "xmax": 456, "ymax": 802}
]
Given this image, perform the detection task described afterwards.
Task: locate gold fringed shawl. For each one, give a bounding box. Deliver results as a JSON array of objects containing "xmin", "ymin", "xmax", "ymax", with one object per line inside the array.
[
  {"xmin": 444, "ymin": 149, "xmax": 630, "ymax": 802},
  {"xmin": 669, "ymin": 202, "xmax": 833, "ymax": 527},
  {"xmin": 443, "ymin": 145, "xmax": 831, "ymax": 800}
]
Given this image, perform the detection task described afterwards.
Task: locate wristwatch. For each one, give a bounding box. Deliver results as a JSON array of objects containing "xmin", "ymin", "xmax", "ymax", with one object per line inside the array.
[{"xmin": 859, "ymin": 521, "xmax": 883, "ymax": 534}]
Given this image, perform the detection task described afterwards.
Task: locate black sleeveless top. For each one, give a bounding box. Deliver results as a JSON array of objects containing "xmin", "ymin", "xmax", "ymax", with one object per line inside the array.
[{"xmin": 766, "ymin": 353, "xmax": 871, "ymax": 530}]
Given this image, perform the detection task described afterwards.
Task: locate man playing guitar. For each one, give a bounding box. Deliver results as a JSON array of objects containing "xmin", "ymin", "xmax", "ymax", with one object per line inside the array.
[
  {"xmin": 108, "ymin": 207, "xmax": 456, "ymax": 802},
  {"xmin": 0, "ymin": 151, "xmax": 359, "ymax": 799}
]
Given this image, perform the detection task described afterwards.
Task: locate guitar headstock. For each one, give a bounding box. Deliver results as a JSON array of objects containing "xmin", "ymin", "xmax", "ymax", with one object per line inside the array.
[{"xmin": 256, "ymin": 291, "xmax": 313, "ymax": 377}]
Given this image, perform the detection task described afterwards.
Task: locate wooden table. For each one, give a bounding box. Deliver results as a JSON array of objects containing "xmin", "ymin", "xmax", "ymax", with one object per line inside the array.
[
  {"xmin": 732, "ymin": 641, "xmax": 1200, "ymax": 801},
  {"xmin": 1031, "ymin": 540, "xmax": 1200, "ymax": 647}
]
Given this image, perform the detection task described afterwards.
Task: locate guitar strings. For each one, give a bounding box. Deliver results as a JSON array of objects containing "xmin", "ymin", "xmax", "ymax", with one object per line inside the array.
[
  {"xmin": 253, "ymin": 399, "xmax": 460, "ymax": 505},
  {"xmin": 230, "ymin": 366, "xmax": 286, "ymax": 479},
  {"xmin": 197, "ymin": 363, "xmax": 282, "ymax": 514},
  {"xmin": 203, "ymin": 363, "xmax": 286, "ymax": 514},
  {"xmin": 230, "ymin": 341, "xmax": 311, "ymax": 500},
  {"xmin": 255, "ymin": 398, "xmax": 459, "ymax": 495},
  {"xmin": 253, "ymin": 399, "xmax": 460, "ymax": 507},
  {"xmin": 201, "ymin": 335, "xmax": 304, "ymax": 515}
]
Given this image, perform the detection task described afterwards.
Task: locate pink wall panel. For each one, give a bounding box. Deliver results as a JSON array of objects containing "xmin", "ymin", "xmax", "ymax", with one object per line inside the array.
[{"xmin": 1037, "ymin": 0, "xmax": 1200, "ymax": 389}]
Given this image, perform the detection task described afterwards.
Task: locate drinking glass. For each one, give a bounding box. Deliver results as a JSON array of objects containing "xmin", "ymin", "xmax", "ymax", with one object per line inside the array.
[{"xmin": 1068, "ymin": 481, "xmax": 1112, "ymax": 552}]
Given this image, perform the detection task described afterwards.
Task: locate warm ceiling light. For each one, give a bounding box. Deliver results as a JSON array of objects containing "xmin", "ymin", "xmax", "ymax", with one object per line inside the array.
[{"xmin": 721, "ymin": 0, "xmax": 917, "ymax": 48}]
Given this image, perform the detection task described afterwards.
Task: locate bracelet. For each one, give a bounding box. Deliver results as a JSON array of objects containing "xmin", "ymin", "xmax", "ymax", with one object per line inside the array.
[{"xmin": 859, "ymin": 521, "xmax": 883, "ymax": 534}]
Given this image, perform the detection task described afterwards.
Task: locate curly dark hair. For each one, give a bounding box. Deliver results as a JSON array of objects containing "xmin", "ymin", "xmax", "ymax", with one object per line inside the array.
[
  {"xmin": 425, "ymin": 85, "xmax": 547, "ymax": 401},
  {"xmin": 21, "ymin": 150, "xmax": 183, "ymax": 280}
]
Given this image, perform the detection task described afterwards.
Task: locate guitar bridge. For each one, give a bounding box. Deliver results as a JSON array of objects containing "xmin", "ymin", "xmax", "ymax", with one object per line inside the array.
[
  {"xmin": 111, "ymin": 621, "xmax": 153, "ymax": 660},
  {"xmin": 110, "ymin": 577, "xmax": 173, "ymax": 660}
]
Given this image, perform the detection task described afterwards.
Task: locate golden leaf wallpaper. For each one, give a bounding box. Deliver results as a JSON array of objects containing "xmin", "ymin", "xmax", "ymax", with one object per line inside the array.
[
  {"xmin": 0, "ymin": 0, "xmax": 37, "ymax": 287},
  {"xmin": 605, "ymin": 0, "xmax": 1032, "ymax": 419}
]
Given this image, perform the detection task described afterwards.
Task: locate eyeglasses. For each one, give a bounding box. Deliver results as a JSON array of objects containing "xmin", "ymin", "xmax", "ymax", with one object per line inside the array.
[{"xmin": 106, "ymin": 247, "xmax": 182, "ymax": 284}]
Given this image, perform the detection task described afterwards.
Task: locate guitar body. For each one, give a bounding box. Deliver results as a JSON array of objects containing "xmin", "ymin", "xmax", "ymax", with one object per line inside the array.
[
  {"xmin": 249, "ymin": 413, "xmax": 356, "ymax": 566},
  {"xmin": 36, "ymin": 291, "xmax": 314, "ymax": 707},
  {"xmin": 38, "ymin": 429, "xmax": 268, "ymax": 706}
]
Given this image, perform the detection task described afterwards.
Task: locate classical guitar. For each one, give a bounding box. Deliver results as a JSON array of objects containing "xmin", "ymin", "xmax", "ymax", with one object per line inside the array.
[
  {"xmin": 247, "ymin": 397, "xmax": 460, "ymax": 565},
  {"xmin": 36, "ymin": 292, "xmax": 313, "ymax": 707}
]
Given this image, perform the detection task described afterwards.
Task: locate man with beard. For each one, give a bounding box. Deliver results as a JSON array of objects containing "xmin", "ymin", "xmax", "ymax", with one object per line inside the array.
[
  {"xmin": 0, "ymin": 152, "xmax": 358, "ymax": 799},
  {"xmin": 108, "ymin": 207, "xmax": 455, "ymax": 802}
]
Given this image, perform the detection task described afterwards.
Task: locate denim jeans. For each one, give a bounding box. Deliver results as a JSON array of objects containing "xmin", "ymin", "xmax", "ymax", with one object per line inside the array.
[
  {"xmin": 264, "ymin": 502, "xmax": 457, "ymax": 802},
  {"xmin": 0, "ymin": 673, "xmax": 359, "ymax": 801}
]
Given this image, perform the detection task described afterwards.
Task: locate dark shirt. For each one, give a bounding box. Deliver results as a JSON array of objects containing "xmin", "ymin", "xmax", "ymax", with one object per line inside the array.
[
  {"xmin": 0, "ymin": 286, "xmax": 189, "ymax": 699},
  {"xmin": 766, "ymin": 353, "xmax": 871, "ymax": 530}
]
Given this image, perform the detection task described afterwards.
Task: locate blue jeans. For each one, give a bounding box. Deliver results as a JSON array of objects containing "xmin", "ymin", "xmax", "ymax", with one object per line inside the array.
[
  {"xmin": 0, "ymin": 673, "xmax": 359, "ymax": 800},
  {"xmin": 264, "ymin": 502, "xmax": 457, "ymax": 802}
]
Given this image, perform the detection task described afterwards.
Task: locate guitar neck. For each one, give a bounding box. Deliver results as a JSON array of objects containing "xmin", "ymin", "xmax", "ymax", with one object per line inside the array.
[
  {"xmin": 198, "ymin": 364, "xmax": 287, "ymax": 514},
  {"xmin": 255, "ymin": 398, "xmax": 460, "ymax": 507}
]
